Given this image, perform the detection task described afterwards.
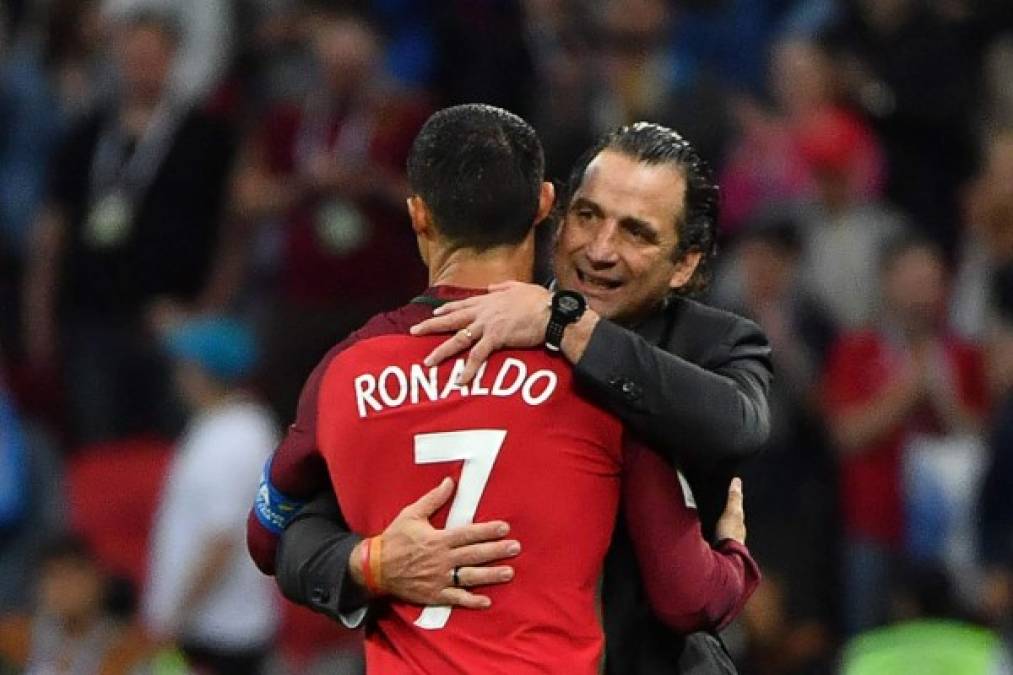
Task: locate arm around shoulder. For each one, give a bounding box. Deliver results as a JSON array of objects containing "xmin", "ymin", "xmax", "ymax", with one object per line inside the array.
[
  {"xmin": 623, "ymin": 443, "xmax": 761, "ymax": 633},
  {"xmin": 573, "ymin": 302, "xmax": 773, "ymax": 466}
]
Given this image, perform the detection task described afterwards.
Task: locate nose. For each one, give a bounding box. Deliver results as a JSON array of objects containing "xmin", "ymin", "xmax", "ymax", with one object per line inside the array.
[{"xmin": 585, "ymin": 220, "xmax": 620, "ymax": 268}]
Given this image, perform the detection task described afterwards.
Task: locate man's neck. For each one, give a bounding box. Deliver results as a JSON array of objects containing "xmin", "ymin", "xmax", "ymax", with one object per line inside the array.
[{"xmin": 427, "ymin": 243, "xmax": 535, "ymax": 289}]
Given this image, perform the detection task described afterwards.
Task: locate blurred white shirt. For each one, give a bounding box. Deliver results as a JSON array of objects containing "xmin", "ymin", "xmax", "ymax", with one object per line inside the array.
[
  {"xmin": 799, "ymin": 200, "xmax": 907, "ymax": 330},
  {"xmin": 145, "ymin": 398, "xmax": 279, "ymax": 649}
]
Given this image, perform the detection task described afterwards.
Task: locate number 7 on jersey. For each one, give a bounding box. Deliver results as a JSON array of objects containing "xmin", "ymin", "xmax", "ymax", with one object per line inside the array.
[{"xmin": 413, "ymin": 429, "xmax": 506, "ymax": 630}]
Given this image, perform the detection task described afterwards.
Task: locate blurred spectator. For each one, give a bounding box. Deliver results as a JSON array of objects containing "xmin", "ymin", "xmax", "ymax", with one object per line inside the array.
[
  {"xmin": 0, "ymin": 0, "xmax": 104, "ymax": 360},
  {"xmin": 586, "ymin": 0, "xmax": 734, "ymax": 165},
  {"xmin": 0, "ymin": 352, "xmax": 65, "ymax": 614},
  {"xmin": 0, "ymin": 368, "xmax": 28, "ymax": 535},
  {"xmin": 722, "ymin": 216, "xmax": 839, "ymax": 674},
  {"xmin": 0, "ymin": 535, "xmax": 157, "ymax": 674},
  {"xmin": 101, "ymin": 0, "xmax": 233, "ymax": 106},
  {"xmin": 841, "ymin": 563, "xmax": 1012, "ymax": 674},
  {"xmin": 669, "ymin": 0, "xmax": 838, "ymax": 97},
  {"xmin": 720, "ymin": 38, "xmax": 885, "ymax": 234},
  {"xmin": 825, "ymin": 0, "xmax": 988, "ymax": 253},
  {"xmin": 233, "ymin": 3, "xmax": 427, "ymax": 419},
  {"xmin": 824, "ymin": 237, "xmax": 988, "ymax": 635},
  {"xmin": 224, "ymin": 0, "xmax": 313, "ymax": 120},
  {"xmin": 794, "ymin": 108, "xmax": 908, "ymax": 330},
  {"xmin": 0, "ymin": 0, "xmax": 104, "ymax": 257},
  {"xmin": 144, "ymin": 317, "xmax": 279, "ymax": 675},
  {"xmin": 979, "ymin": 269, "xmax": 1013, "ymax": 628},
  {"xmin": 21, "ymin": 9, "xmax": 239, "ymax": 445},
  {"xmin": 951, "ymin": 130, "xmax": 1013, "ymax": 342},
  {"xmin": 522, "ymin": 0, "xmax": 596, "ymax": 180}
]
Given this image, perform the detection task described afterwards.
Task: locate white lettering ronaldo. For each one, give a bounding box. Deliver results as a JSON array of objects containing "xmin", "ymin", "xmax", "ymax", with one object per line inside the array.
[{"xmin": 353, "ymin": 357, "xmax": 558, "ymax": 418}]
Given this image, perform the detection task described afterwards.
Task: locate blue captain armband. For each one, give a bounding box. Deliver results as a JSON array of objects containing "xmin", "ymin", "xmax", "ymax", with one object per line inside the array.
[{"xmin": 254, "ymin": 458, "xmax": 308, "ymax": 535}]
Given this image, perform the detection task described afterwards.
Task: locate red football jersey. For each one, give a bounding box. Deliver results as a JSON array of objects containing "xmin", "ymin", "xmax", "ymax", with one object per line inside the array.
[{"xmin": 317, "ymin": 303, "xmax": 624, "ymax": 673}]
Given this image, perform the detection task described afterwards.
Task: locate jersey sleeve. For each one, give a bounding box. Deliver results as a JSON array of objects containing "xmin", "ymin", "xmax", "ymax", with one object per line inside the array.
[
  {"xmin": 247, "ymin": 351, "xmax": 333, "ymax": 575},
  {"xmin": 622, "ymin": 439, "xmax": 760, "ymax": 633}
]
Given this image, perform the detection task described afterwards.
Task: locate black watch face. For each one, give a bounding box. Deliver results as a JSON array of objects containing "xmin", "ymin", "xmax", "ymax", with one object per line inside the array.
[{"xmin": 558, "ymin": 295, "xmax": 581, "ymax": 314}]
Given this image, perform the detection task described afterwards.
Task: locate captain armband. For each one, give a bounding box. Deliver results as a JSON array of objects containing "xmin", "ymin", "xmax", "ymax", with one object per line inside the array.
[{"xmin": 254, "ymin": 458, "xmax": 309, "ymax": 535}]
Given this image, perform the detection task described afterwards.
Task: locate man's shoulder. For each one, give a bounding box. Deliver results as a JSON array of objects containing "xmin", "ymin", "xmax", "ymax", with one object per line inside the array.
[{"xmin": 663, "ymin": 296, "xmax": 768, "ymax": 364}]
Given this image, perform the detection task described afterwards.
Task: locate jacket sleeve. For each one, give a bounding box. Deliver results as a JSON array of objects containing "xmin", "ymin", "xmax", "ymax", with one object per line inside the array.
[
  {"xmin": 276, "ymin": 491, "xmax": 370, "ymax": 627},
  {"xmin": 573, "ymin": 308, "xmax": 772, "ymax": 467},
  {"xmin": 623, "ymin": 441, "xmax": 761, "ymax": 633}
]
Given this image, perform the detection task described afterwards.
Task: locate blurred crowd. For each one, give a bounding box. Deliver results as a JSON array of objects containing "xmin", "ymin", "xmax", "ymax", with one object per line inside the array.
[{"xmin": 1, "ymin": 0, "xmax": 1013, "ymax": 673}]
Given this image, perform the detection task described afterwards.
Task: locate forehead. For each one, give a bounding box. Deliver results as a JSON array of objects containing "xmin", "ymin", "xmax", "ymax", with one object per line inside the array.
[{"xmin": 574, "ymin": 150, "xmax": 686, "ymax": 237}]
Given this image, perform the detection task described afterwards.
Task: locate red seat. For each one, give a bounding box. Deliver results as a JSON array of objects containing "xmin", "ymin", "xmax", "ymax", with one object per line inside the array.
[{"xmin": 65, "ymin": 437, "xmax": 173, "ymax": 587}]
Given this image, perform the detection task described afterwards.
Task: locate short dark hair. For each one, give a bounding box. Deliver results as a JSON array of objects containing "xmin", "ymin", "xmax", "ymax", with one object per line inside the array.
[
  {"xmin": 407, "ymin": 104, "xmax": 545, "ymax": 251},
  {"xmin": 564, "ymin": 122, "xmax": 720, "ymax": 294}
]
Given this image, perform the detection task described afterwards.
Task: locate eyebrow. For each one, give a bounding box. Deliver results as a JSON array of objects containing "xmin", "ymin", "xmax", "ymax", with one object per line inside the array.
[
  {"xmin": 620, "ymin": 216, "xmax": 661, "ymax": 244},
  {"xmin": 571, "ymin": 197, "xmax": 663, "ymax": 244}
]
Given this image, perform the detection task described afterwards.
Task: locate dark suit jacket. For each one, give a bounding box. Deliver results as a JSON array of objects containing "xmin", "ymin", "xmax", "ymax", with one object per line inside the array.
[{"xmin": 274, "ymin": 295, "xmax": 773, "ymax": 674}]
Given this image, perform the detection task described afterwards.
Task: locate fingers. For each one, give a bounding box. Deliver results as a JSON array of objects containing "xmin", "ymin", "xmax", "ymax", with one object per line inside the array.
[
  {"xmin": 438, "ymin": 587, "xmax": 492, "ymax": 609},
  {"xmin": 726, "ymin": 477, "xmax": 744, "ymax": 515},
  {"xmin": 411, "ymin": 309, "xmax": 475, "ymax": 337},
  {"xmin": 451, "ymin": 540, "xmax": 522, "ymax": 567},
  {"xmin": 459, "ymin": 338, "xmax": 497, "ymax": 385},
  {"xmin": 454, "ymin": 565, "xmax": 514, "ymax": 588},
  {"xmin": 423, "ymin": 332, "xmax": 474, "ymax": 367},
  {"xmin": 717, "ymin": 477, "xmax": 747, "ymax": 544},
  {"xmin": 402, "ymin": 477, "xmax": 455, "ymax": 519},
  {"xmin": 431, "ymin": 298, "xmax": 478, "ymax": 316},
  {"xmin": 442, "ymin": 520, "xmax": 510, "ymax": 548}
]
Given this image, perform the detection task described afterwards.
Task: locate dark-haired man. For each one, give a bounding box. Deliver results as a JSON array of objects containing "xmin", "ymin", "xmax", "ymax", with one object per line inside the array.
[
  {"xmin": 248, "ymin": 106, "xmax": 760, "ymax": 673},
  {"xmin": 274, "ymin": 122, "xmax": 773, "ymax": 673}
]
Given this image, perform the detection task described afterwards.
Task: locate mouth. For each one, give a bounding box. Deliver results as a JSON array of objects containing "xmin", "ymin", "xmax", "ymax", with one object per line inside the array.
[{"xmin": 576, "ymin": 268, "xmax": 623, "ymax": 293}]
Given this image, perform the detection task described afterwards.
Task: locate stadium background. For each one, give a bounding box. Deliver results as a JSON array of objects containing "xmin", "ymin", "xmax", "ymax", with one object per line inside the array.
[{"xmin": 1, "ymin": 0, "xmax": 1012, "ymax": 672}]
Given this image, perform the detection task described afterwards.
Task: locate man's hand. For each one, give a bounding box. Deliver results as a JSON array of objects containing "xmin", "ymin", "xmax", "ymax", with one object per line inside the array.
[
  {"xmin": 410, "ymin": 282, "xmax": 552, "ymax": 384},
  {"xmin": 715, "ymin": 477, "xmax": 747, "ymax": 545},
  {"xmin": 351, "ymin": 477, "xmax": 521, "ymax": 609}
]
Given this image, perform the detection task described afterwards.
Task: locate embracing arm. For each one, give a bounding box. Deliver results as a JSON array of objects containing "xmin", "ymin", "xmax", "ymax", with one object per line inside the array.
[
  {"xmin": 624, "ymin": 443, "xmax": 760, "ymax": 633},
  {"xmin": 412, "ymin": 285, "xmax": 773, "ymax": 468},
  {"xmin": 270, "ymin": 478, "xmax": 520, "ymax": 625},
  {"xmin": 274, "ymin": 491, "xmax": 369, "ymax": 626},
  {"xmin": 572, "ymin": 304, "xmax": 772, "ymax": 466}
]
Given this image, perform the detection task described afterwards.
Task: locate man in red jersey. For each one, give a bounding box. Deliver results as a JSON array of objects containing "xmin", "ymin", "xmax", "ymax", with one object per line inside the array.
[{"xmin": 249, "ymin": 105, "xmax": 758, "ymax": 673}]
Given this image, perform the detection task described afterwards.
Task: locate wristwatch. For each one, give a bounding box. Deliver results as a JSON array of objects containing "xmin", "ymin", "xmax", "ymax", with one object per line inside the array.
[{"xmin": 545, "ymin": 290, "xmax": 587, "ymax": 352}]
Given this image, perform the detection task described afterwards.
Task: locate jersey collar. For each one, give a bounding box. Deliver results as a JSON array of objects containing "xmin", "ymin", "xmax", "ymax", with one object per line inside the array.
[{"xmin": 411, "ymin": 285, "xmax": 489, "ymax": 308}]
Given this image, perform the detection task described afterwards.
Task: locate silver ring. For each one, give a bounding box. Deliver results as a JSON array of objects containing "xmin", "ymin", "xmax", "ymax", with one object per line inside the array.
[
  {"xmin": 459, "ymin": 328, "xmax": 474, "ymax": 341},
  {"xmin": 452, "ymin": 566, "xmax": 462, "ymax": 587}
]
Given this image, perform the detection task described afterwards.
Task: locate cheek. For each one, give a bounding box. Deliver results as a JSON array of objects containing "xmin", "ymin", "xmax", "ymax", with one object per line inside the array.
[{"xmin": 557, "ymin": 223, "xmax": 587, "ymax": 254}]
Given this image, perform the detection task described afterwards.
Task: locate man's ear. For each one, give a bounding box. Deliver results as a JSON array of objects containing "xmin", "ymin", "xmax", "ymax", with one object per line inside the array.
[
  {"xmin": 534, "ymin": 181, "xmax": 556, "ymax": 224},
  {"xmin": 408, "ymin": 195, "xmax": 432, "ymax": 237},
  {"xmin": 669, "ymin": 250, "xmax": 703, "ymax": 290}
]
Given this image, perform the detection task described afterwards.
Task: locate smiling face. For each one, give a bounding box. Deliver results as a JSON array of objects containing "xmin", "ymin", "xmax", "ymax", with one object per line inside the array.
[{"xmin": 553, "ymin": 150, "xmax": 699, "ymax": 324}]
